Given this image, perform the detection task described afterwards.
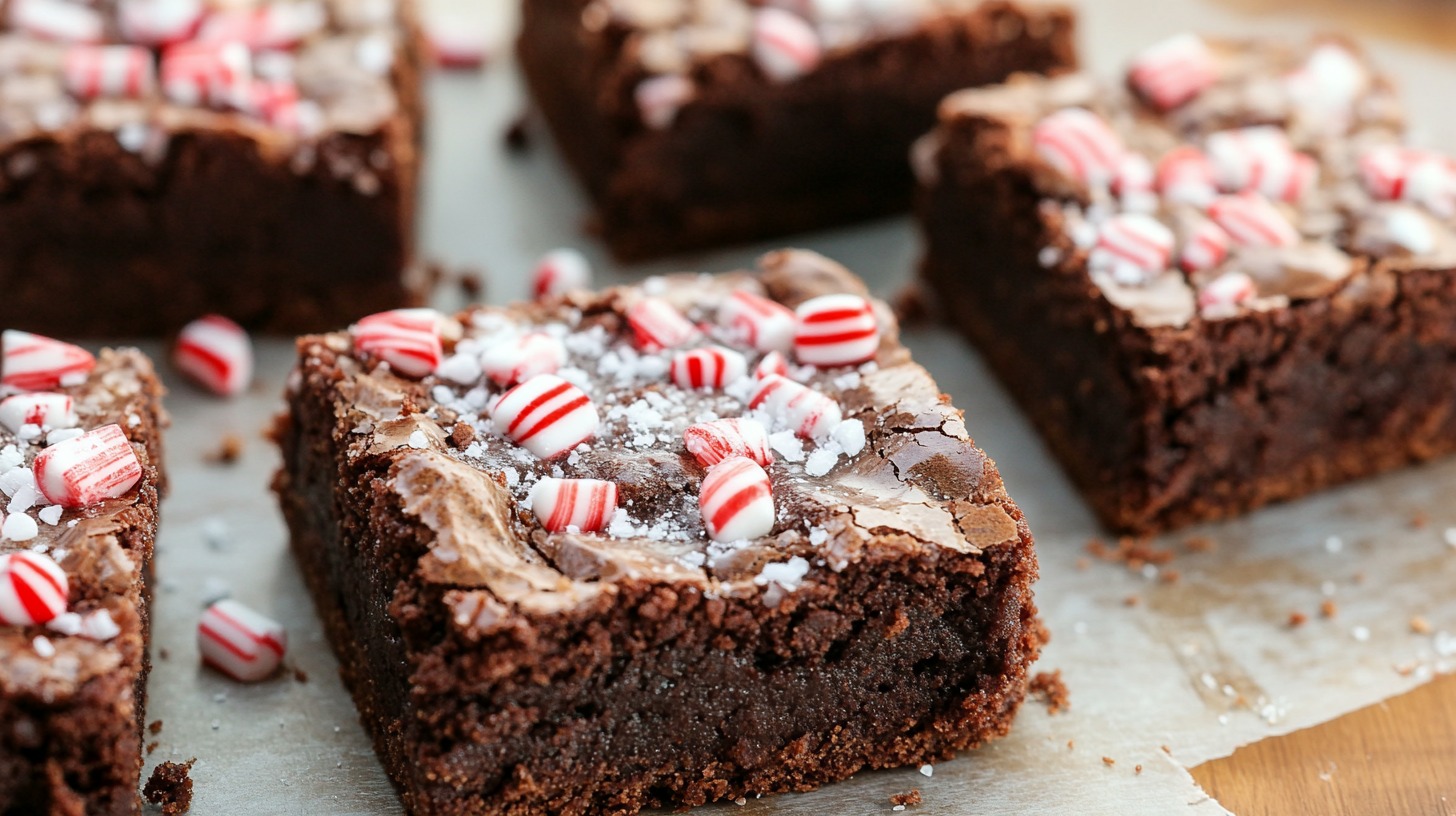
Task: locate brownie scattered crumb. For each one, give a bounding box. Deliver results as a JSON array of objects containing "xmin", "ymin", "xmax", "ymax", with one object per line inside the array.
[
  {"xmin": 159, "ymin": 647, "xmax": 171, "ymax": 661},
  {"xmin": 1134, "ymin": 764, "xmax": 1143, "ymax": 775},
  {"xmin": 1066, "ymin": 739, "xmax": 1075, "ymax": 750},
  {"xmin": 143, "ymin": 759, "xmax": 196, "ymax": 815},
  {"xmin": 1183, "ymin": 536, "xmax": 1216, "ymax": 553},
  {"xmin": 1410, "ymin": 512, "xmax": 1429, "ymax": 530},
  {"xmin": 1288, "ymin": 611, "xmax": 1308, "ymax": 628},
  {"xmin": 148, "ymin": 720, "xmax": 163, "ymax": 735},
  {"xmin": 294, "ymin": 666, "xmax": 311, "ymax": 683},
  {"xmin": 447, "ymin": 420, "xmax": 477, "ymax": 451},
  {"xmin": 1102, "ymin": 756, "xmax": 1116, "ymax": 766},
  {"xmin": 1352, "ymin": 572, "xmax": 1366, "ymax": 585},
  {"xmin": 146, "ymin": 741, "xmax": 159, "ymax": 755},
  {"xmin": 890, "ymin": 284, "xmax": 933, "ymax": 326},
  {"xmin": 204, "ymin": 433, "xmax": 245, "ymax": 464},
  {"xmin": 1159, "ymin": 568, "xmax": 1181, "ymax": 584},
  {"xmin": 1075, "ymin": 557, "xmax": 1090, "ymax": 571},
  {"xmin": 1321, "ymin": 600, "xmax": 1339, "ymax": 619},
  {"xmin": 504, "ymin": 114, "xmax": 532, "ymax": 151},
  {"xmin": 1410, "ymin": 616, "xmax": 1433, "ymax": 635},
  {"xmin": 1159, "ymin": 745, "xmax": 1172, "ymax": 755},
  {"xmin": 890, "ymin": 790, "xmax": 922, "ymax": 807},
  {"xmin": 458, "ymin": 271, "xmax": 486, "ymax": 300},
  {"xmin": 1085, "ymin": 536, "xmax": 1174, "ymax": 573},
  {"xmin": 1123, "ymin": 594, "xmax": 1140, "ymax": 607},
  {"xmin": 1029, "ymin": 670, "xmax": 1070, "ymax": 715}
]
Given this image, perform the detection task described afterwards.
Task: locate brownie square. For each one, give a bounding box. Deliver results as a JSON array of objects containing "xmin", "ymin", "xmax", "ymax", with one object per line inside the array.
[
  {"xmin": 518, "ymin": 0, "xmax": 1076, "ymax": 260},
  {"xmin": 273, "ymin": 250, "xmax": 1043, "ymax": 815},
  {"xmin": 0, "ymin": 343, "xmax": 167, "ymax": 814},
  {"xmin": 914, "ymin": 35, "xmax": 1456, "ymax": 534},
  {"xmin": 0, "ymin": 0, "xmax": 425, "ymax": 337}
]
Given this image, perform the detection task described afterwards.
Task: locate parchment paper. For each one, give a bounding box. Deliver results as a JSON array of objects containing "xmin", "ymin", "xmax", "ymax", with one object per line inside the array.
[{"xmin": 139, "ymin": 0, "xmax": 1456, "ymax": 812}]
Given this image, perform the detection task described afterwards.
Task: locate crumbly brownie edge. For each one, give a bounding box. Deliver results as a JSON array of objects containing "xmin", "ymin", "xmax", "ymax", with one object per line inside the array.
[
  {"xmin": 0, "ymin": 349, "xmax": 167, "ymax": 816},
  {"xmin": 517, "ymin": 0, "xmax": 1076, "ymax": 260}
]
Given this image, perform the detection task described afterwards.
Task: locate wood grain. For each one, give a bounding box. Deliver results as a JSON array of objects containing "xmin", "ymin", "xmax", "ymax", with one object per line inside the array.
[{"xmin": 1191, "ymin": 674, "xmax": 1456, "ymax": 816}]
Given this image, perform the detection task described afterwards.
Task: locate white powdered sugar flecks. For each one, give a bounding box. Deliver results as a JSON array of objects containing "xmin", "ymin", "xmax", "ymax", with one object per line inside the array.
[
  {"xmin": 437, "ymin": 352, "xmax": 483, "ymax": 386},
  {"xmin": 47, "ymin": 612, "xmax": 83, "ymax": 637},
  {"xmin": 32, "ymin": 635, "xmax": 55, "ymax": 658},
  {"xmin": 769, "ymin": 430, "xmax": 805, "ymax": 462},
  {"xmin": 803, "ymin": 447, "xmax": 838, "ymax": 478},
  {"xmin": 80, "ymin": 609, "xmax": 121, "ymax": 641},
  {"xmin": 407, "ymin": 430, "xmax": 430, "ymax": 449},
  {"xmin": 1038, "ymin": 246, "xmax": 1062, "ymax": 268},
  {"xmin": 830, "ymin": 419, "xmax": 866, "ymax": 457},
  {"xmin": 0, "ymin": 445, "xmax": 23, "ymax": 473},
  {"xmin": 808, "ymin": 526, "xmax": 829, "ymax": 546},
  {"xmin": 755, "ymin": 556, "xmax": 811, "ymax": 607}
]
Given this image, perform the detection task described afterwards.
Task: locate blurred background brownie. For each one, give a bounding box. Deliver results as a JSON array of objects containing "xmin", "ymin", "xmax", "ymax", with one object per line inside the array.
[
  {"xmin": 518, "ymin": 0, "xmax": 1076, "ymax": 260},
  {"xmin": 0, "ymin": 0, "xmax": 425, "ymax": 336}
]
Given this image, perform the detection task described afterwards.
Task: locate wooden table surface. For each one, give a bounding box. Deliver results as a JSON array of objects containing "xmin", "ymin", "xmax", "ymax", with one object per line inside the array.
[{"xmin": 1191, "ymin": 673, "xmax": 1456, "ymax": 815}]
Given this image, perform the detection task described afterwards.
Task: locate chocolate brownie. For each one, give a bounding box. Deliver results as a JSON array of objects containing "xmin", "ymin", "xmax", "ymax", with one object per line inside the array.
[
  {"xmin": 518, "ymin": 0, "xmax": 1076, "ymax": 260},
  {"xmin": 914, "ymin": 35, "xmax": 1456, "ymax": 533},
  {"xmin": 274, "ymin": 249, "xmax": 1043, "ymax": 815},
  {"xmin": 0, "ymin": 338, "xmax": 167, "ymax": 815},
  {"xmin": 0, "ymin": 0, "xmax": 424, "ymax": 337}
]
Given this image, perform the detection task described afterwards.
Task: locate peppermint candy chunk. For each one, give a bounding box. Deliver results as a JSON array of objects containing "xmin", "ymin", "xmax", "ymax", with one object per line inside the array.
[
  {"xmin": 793, "ymin": 294, "xmax": 879, "ymax": 367},
  {"xmin": 197, "ymin": 1, "xmax": 326, "ymax": 50},
  {"xmin": 754, "ymin": 350, "xmax": 788, "ymax": 380},
  {"xmin": 1197, "ymin": 271, "xmax": 1257, "ymax": 316},
  {"xmin": 1358, "ymin": 146, "xmax": 1456, "ymax": 218},
  {"xmin": 699, "ymin": 456, "xmax": 774, "ymax": 542},
  {"xmin": 684, "ymin": 417, "xmax": 773, "ymax": 468},
  {"xmin": 247, "ymin": 79, "xmax": 322, "ymax": 135},
  {"xmin": 1156, "ymin": 146, "xmax": 1219, "ymax": 208},
  {"xmin": 1127, "ymin": 33, "xmax": 1217, "ymax": 111},
  {"xmin": 0, "ymin": 551, "xmax": 69, "ymax": 626},
  {"xmin": 627, "ymin": 298, "xmax": 698, "ymax": 351},
  {"xmin": 8, "ymin": 0, "xmax": 103, "ymax": 43},
  {"xmin": 1205, "ymin": 126, "xmax": 1317, "ymax": 202},
  {"xmin": 1, "ymin": 330, "xmax": 95, "ymax": 392},
  {"xmin": 1113, "ymin": 153, "xmax": 1156, "ymax": 211},
  {"xmin": 1090, "ymin": 213, "xmax": 1175, "ymax": 283},
  {"xmin": 751, "ymin": 8, "xmax": 821, "ymax": 83},
  {"xmin": 1179, "ymin": 218, "xmax": 1232, "ymax": 273},
  {"xmin": 33, "ymin": 424, "xmax": 143, "ymax": 509},
  {"xmin": 532, "ymin": 249, "xmax": 592, "ymax": 300},
  {"xmin": 1207, "ymin": 192, "xmax": 1299, "ymax": 248},
  {"xmin": 529, "ymin": 477, "xmax": 617, "ymax": 533},
  {"xmin": 491, "ymin": 374, "xmax": 599, "ymax": 460},
  {"xmin": 0, "ymin": 393, "xmax": 77, "ymax": 433},
  {"xmin": 750, "ymin": 374, "xmax": 841, "ymax": 440},
  {"xmin": 161, "ymin": 40, "xmax": 252, "ymax": 109},
  {"xmin": 352, "ymin": 308, "xmax": 443, "ymax": 379},
  {"xmin": 718, "ymin": 289, "xmax": 795, "ymax": 353},
  {"xmin": 174, "ymin": 315, "xmax": 253, "ymax": 397},
  {"xmin": 1285, "ymin": 43, "xmax": 1367, "ymax": 128},
  {"xmin": 63, "ymin": 46, "xmax": 156, "ymax": 100},
  {"xmin": 116, "ymin": 0, "xmax": 206, "ymax": 45},
  {"xmin": 423, "ymin": 12, "xmax": 489, "ymax": 69},
  {"xmin": 198, "ymin": 599, "xmax": 287, "ymax": 682},
  {"xmin": 1032, "ymin": 108, "xmax": 1125, "ymax": 189},
  {"xmin": 635, "ymin": 75, "xmax": 695, "ymax": 129},
  {"xmin": 671, "ymin": 345, "xmax": 748, "ymax": 390},
  {"xmin": 480, "ymin": 332, "xmax": 566, "ymax": 386}
]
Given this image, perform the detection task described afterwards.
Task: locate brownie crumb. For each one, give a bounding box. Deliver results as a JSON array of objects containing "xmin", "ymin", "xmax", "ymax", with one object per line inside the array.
[
  {"xmin": 1288, "ymin": 611, "xmax": 1308, "ymax": 628},
  {"xmin": 1075, "ymin": 557, "xmax": 1090, "ymax": 571},
  {"xmin": 146, "ymin": 741, "xmax": 159, "ymax": 755},
  {"xmin": 1410, "ymin": 512, "xmax": 1430, "ymax": 530},
  {"xmin": 1066, "ymin": 739, "xmax": 1075, "ymax": 750},
  {"xmin": 1159, "ymin": 568, "xmax": 1181, "ymax": 584},
  {"xmin": 1029, "ymin": 670, "xmax": 1070, "ymax": 715},
  {"xmin": 148, "ymin": 720, "xmax": 164, "ymax": 735},
  {"xmin": 1183, "ymin": 536, "xmax": 1216, "ymax": 553},
  {"xmin": 1102, "ymin": 756, "xmax": 1116, "ymax": 766},
  {"xmin": 504, "ymin": 114, "xmax": 531, "ymax": 151},
  {"xmin": 458, "ymin": 271, "xmax": 486, "ymax": 300},
  {"xmin": 205, "ymin": 433, "xmax": 245, "ymax": 464},
  {"xmin": 143, "ymin": 759, "xmax": 196, "ymax": 815},
  {"xmin": 159, "ymin": 647, "xmax": 171, "ymax": 660},
  {"xmin": 447, "ymin": 420, "xmax": 477, "ymax": 451},
  {"xmin": 1085, "ymin": 536, "xmax": 1174, "ymax": 573},
  {"xmin": 1134, "ymin": 764, "xmax": 1143, "ymax": 775},
  {"xmin": 1123, "ymin": 595, "xmax": 1140, "ymax": 607},
  {"xmin": 1410, "ymin": 616, "xmax": 1432, "ymax": 634},
  {"xmin": 1160, "ymin": 744, "xmax": 1172, "ymax": 755},
  {"xmin": 890, "ymin": 284, "xmax": 933, "ymax": 326},
  {"xmin": 294, "ymin": 666, "xmax": 311, "ymax": 683},
  {"xmin": 890, "ymin": 790, "xmax": 922, "ymax": 807},
  {"xmin": 1320, "ymin": 600, "xmax": 1339, "ymax": 619}
]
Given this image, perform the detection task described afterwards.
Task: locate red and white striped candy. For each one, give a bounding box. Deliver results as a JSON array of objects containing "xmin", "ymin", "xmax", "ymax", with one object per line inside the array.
[
  {"xmin": 198, "ymin": 599, "xmax": 287, "ymax": 682},
  {"xmin": 352, "ymin": 308, "xmax": 443, "ymax": 379},
  {"xmin": 1127, "ymin": 33, "xmax": 1217, "ymax": 111},
  {"xmin": 33, "ymin": 424, "xmax": 142, "ymax": 509},
  {"xmin": 480, "ymin": 332, "xmax": 565, "ymax": 386},
  {"xmin": 751, "ymin": 8, "xmax": 821, "ymax": 82},
  {"xmin": 1113, "ymin": 153, "xmax": 1155, "ymax": 197},
  {"xmin": 718, "ymin": 289, "xmax": 795, "ymax": 354},
  {"xmin": 755, "ymin": 350, "xmax": 788, "ymax": 380},
  {"xmin": 627, "ymin": 298, "xmax": 698, "ymax": 352},
  {"xmin": 699, "ymin": 456, "xmax": 774, "ymax": 542},
  {"xmin": 1, "ymin": 331, "xmax": 95, "ymax": 393},
  {"xmin": 116, "ymin": 0, "xmax": 206, "ymax": 46},
  {"xmin": 683, "ymin": 417, "xmax": 773, "ymax": 468},
  {"xmin": 1178, "ymin": 218, "xmax": 1231, "ymax": 273},
  {"xmin": 532, "ymin": 249, "xmax": 592, "ymax": 301},
  {"xmin": 0, "ymin": 393, "xmax": 77, "ymax": 433},
  {"xmin": 63, "ymin": 46, "xmax": 155, "ymax": 100},
  {"xmin": 0, "ymin": 551, "xmax": 68, "ymax": 626},
  {"xmin": 1197, "ymin": 271, "xmax": 1257, "ymax": 314},
  {"xmin": 197, "ymin": 1, "xmax": 326, "ymax": 50},
  {"xmin": 7, "ymin": 0, "xmax": 103, "ymax": 43},
  {"xmin": 1204, "ymin": 126, "xmax": 1317, "ymax": 202},
  {"xmin": 423, "ymin": 12, "xmax": 489, "ymax": 70},
  {"xmin": 635, "ymin": 74, "xmax": 695, "ymax": 129},
  {"xmin": 246, "ymin": 78, "xmax": 301, "ymax": 124},
  {"xmin": 1092, "ymin": 214, "xmax": 1175, "ymax": 278},
  {"xmin": 1358, "ymin": 145, "xmax": 1456, "ymax": 218},
  {"xmin": 161, "ymin": 40, "xmax": 252, "ymax": 108},
  {"xmin": 671, "ymin": 345, "xmax": 748, "ymax": 390},
  {"xmin": 1284, "ymin": 43, "xmax": 1366, "ymax": 126},
  {"xmin": 490, "ymin": 374, "xmax": 599, "ymax": 460},
  {"xmin": 528, "ymin": 477, "xmax": 617, "ymax": 533},
  {"xmin": 173, "ymin": 315, "xmax": 252, "ymax": 397},
  {"xmin": 793, "ymin": 294, "xmax": 879, "ymax": 367},
  {"xmin": 1032, "ymin": 108, "xmax": 1125, "ymax": 189},
  {"xmin": 750, "ymin": 374, "xmax": 841, "ymax": 440},
  {"xmin": 1156, "ymin": 146, "xmax": 1219, "ymax": 208},
  {"xmin": 1207, "ymin": 192, "xmax": 1299, "ymax": 248}
]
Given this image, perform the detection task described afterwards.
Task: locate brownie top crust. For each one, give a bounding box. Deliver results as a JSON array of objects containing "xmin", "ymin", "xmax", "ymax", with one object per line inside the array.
[
  {"xmin": 0, "ymin": 345, "xmax": 164, "ymax": 701},
  {"xmin": 922, "ymin": 35, "xmax": 1456, "ymax": 330},
  {"xmin": 0, "ymin": 0, "xmax": 411, "ymax": 150},
  {"xmin": 300, "ymin": 250, "xmax": 1023, "ymax": 625}
]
